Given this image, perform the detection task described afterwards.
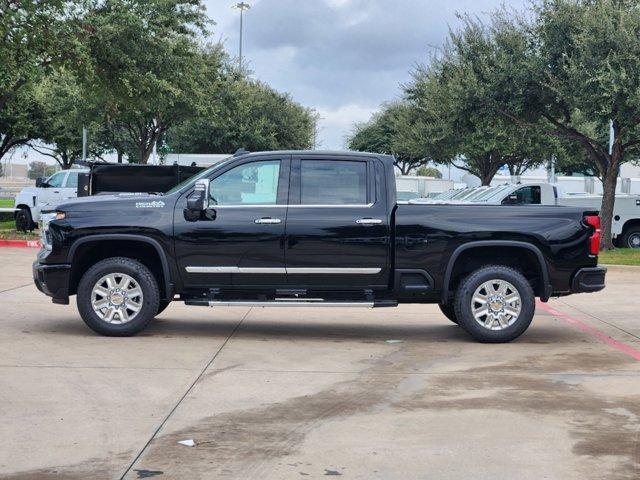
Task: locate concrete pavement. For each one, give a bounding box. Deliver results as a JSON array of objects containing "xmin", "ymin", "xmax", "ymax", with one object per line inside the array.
[{"xmin": 1, "ymin": 249, "xmax": 639, "ymax": 479}]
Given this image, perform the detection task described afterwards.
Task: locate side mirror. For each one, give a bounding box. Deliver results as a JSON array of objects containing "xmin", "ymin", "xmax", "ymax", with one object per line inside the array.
[
  {"xmin": 187, "ymin": 179, "xmax": 210, "ymax": 211},
  {"xmin": 35, "ymin": 177, "xmax": 47, "ymax": 188}
]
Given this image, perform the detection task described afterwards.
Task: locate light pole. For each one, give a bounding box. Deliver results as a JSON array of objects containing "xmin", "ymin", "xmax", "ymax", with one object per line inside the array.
[{"xmin": 233, "ymin": 2, "xmax": 251, "ymax": 71}]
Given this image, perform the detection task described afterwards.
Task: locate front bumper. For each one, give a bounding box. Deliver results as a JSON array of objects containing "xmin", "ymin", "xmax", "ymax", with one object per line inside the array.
[
  {"xmin": 571, "ymin": 266, "xmax": 607, "ymax": 293},
  {"xmin": 33, "ymin": 261, "xmax": 71, "ymax": 304}
]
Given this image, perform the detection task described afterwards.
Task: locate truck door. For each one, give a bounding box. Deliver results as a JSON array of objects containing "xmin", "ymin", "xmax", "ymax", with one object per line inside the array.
[
  {"xmin": 39, "ymin": 171, "xmax": 68, "ymax": 208},
  {"xmin": 174, "ymin": 155, "xmax": 290, "ymax": 288},
  {"xmin": 284, "ymin": 155, "xmax": 391, "ymax": 288}
]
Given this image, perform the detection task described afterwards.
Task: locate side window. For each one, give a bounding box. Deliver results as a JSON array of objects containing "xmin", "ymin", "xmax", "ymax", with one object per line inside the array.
[
  {"xmin": 210, "ymin": 160, "xmax": 280, "ymax": 205},
  {"xmin": 65, "ymin": 172, "xmax": 79, "ymax": 188},
  {"xmin": 47, "ymin": 172, "xmax": 66, "ymax": 188},
  {"xmin": 300, "ymin": 160, "xmax": 367, "ymax": 205},
  {"xmin": 503, "ymin": 186, "xmax": 541, "ymax": 205},
  {"xmin": 516, "ymin": 186, "xmax": 541, "ymax": 205}
]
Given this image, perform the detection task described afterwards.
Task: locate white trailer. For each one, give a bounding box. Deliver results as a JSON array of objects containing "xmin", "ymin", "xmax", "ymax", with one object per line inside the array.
[{"xmin": 395, "ymin": 176, "xmax": 455, "ymax": 198}]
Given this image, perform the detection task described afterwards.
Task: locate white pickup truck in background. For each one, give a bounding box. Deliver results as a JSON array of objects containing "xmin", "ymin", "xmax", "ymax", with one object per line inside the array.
[
  {"xmin": 410, "ymin": 182, "xmax": 640, "ymax": 248},
  {"xmin": 13, "ymin": 169, "xmax": 88, "ymax": 231}
]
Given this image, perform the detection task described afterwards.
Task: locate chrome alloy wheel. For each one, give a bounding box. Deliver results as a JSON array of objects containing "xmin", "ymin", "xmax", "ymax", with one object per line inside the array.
[
  {"xmin": 91, "ymin": 273, "xmax": 143, "ymax": 324},
  {"xmin": 471, "ymin": 279, "xmax": 522, "ymax": 331}
]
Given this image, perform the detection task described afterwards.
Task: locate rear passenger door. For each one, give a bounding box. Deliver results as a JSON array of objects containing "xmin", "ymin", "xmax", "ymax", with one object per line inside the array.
[{"xmin": 284, "ymin": 155, "xmax": 391, "ymax": 289}]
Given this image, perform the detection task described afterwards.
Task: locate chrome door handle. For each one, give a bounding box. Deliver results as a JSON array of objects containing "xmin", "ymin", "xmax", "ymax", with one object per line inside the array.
[
  {"xmin": 356, "ymin": 218, "xmax": 383, "ymax": 225},
  {"xmin": 255, "ymin": 217, "xmax": 282, "ymax": 224}
]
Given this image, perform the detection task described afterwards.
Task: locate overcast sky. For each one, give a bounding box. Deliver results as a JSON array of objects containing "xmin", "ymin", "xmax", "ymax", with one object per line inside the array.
[{"xmin": 203, "ymin": 0, "xmax": 527, "ymax": 150}]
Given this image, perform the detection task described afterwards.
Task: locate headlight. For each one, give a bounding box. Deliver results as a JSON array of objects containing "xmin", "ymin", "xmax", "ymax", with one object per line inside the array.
[{"xmin": 39, "ymin": 212, "xmax": 59, "ymax": 250}]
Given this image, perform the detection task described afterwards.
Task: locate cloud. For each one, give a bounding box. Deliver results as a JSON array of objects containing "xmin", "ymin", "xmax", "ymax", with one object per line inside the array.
[
  {"xmin": 204, "ymin": 0, "xmax": 528, "ymax": 149},
  {"xmin": 316, "ymin": 103, "xmax": 379, "ymax": 149}
]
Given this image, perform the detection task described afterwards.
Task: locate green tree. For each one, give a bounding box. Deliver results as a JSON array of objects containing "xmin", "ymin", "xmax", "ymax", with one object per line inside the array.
[
  {"xmin": 28, "ymin": 161, "xmax": 57, "ymax": 179},
  {"xmin": 406, "ymin": 43, "xmax": 552, "ymax": 186},
  {"xmin": 348, "ymin": 101, "xmax": 429, "ymax": 175},
  {"xmin": 415, "ymin": 166, "xmax": 442, "ymax": 178},
  {"xmin": 454, "ymin": 1, "xmax": 640, "ymax": 248},
  {"xmin": 167, "ymin": 75, "xmax": 317, "ymax": 153},
  {"xmin": 0, "ymin": 0, "xmax": 83, "ymax": 161},
  {"xmin": 28, "ymin": 71, "xmax": 104, "ymax": 169},
  {"xmin": 0, "ymin": 86, "xmax": 39, "ymax": 161},
  {"xmin": 82, "ymin": 0, "xmax": 213, "ymax": 164}
]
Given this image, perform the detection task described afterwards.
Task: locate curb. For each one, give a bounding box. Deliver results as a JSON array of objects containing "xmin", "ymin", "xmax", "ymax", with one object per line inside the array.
[
  {"xmin": 0, "ymin": 239, "xmax": 41, "ymax": 248},
  {"xmin": 602, "ymin": 264, "xmax": 640, "ymax": 271}
]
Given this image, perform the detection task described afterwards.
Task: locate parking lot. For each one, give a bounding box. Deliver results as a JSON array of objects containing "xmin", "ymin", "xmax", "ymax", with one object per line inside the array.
[{"xmin": 0, "ymin": 248, "xmax": 639, "ymax": 480}]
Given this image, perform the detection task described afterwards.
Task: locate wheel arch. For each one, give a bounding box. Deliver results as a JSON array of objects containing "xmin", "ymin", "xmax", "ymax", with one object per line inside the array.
[
  {"xmin": 68, "ymin": 234, "xmax": 173, "ymax": 300},
  {"xmin": 620, "ymin": 219, "xmax": 640, "ymax": 247},
  {"xmin": 441, "ymin": 241, "xmax": 551, "ymax": 304},
  {"xmin": 14, "ymin": 203, "xmax": 32, "ymax": 214}
]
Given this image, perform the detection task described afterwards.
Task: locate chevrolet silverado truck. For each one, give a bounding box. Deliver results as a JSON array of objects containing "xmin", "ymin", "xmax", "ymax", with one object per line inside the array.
[{"xmin": 33, "ymin": 151, "xmax": 606, "ymax": 343}]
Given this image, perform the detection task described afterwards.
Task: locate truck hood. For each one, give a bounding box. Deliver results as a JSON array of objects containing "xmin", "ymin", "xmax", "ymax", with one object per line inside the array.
[{"xmin": 47, "ymin": 193, "xmax": 171, "ymax": 213}]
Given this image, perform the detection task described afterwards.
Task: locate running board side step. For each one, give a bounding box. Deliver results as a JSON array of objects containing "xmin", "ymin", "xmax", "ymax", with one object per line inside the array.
[{"xmin": 184, "ymin": 299, "xmax": 398, "ymax": 308}]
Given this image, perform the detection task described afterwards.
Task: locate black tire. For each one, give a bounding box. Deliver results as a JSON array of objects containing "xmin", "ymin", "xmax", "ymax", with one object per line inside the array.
[
  {"xmin": 156, "ymin": 300, "xmax": 171, "ymax": 315},
  {"xmin": 15, "ymin": 208, "xmax": 35, "ymax": 232},
  {"xmin": 438, "ymin": 302, "xmax": 458, "ymax": 324},
  {"xmin": 77, "ymin": 257, "xmax": 159, "ymax": 336},
  {"xmin": 454, "ymin": 265, "xmax": 535, "ymax": 343},
  {"xmin": 621, "ymin": 226, "xmax": 640, "ymax": 249}
]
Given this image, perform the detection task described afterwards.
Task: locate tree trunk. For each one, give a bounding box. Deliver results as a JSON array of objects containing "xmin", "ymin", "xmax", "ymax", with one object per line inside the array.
[
  {"xmin": 117, "ymin": 150, "xmax": 123, "ymax": 163},
  {"xmin": 599, "ymin": 163, "xmax": 619, "ymax": 251},
  {"xmin": 479, "ymin": 174, "xmax": 493, "ymax": 186},
  {"xmin": 395, "ymin": 161, "xmax": 411, "ymax": 175}
]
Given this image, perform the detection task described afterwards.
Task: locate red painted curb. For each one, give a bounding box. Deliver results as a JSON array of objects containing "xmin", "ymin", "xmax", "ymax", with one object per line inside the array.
[
  {"xmin": 537, "ymin": 300, "xmax": 640, "ymax": 361},
  {"xmin": 0, "ymin": 239, "xmax": 42, "ymax": 248}
]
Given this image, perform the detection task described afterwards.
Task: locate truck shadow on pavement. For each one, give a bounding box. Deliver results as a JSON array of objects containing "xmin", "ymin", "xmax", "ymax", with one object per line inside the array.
[{"xmin": 38, "ymin": 315, "xmax": 579, "ymax": 345}]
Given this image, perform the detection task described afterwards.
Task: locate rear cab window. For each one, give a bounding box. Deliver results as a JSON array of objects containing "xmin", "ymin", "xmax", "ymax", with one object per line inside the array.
[{"xmin": 299, "ymin": 159, "xmax": 369, "ymax": 205}]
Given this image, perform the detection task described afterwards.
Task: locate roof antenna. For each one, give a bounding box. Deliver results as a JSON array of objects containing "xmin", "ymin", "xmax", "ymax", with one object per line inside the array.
[{"xmin": 233, "ymin": 148, "xmax": 249, "ymax": 157}]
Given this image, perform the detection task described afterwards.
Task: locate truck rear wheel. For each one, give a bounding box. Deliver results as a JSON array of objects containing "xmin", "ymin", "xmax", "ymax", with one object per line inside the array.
[
  {"xmin": 438, "ymin": 302, "xmax": 458, "ymax": 324},
  {"xmin": 454, "ymin": 265, "xmax": 535, "ymax": 343},
  {"xmin": 77, "ymin": 257, "xmax": 159, "ymax": 336}
]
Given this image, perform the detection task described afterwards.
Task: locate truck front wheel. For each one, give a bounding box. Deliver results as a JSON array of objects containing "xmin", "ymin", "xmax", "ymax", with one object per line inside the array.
[
  {"xmin": 454, "ymin": 265, "xmax": 535, "ymax": 343},
  {"xmin": 77, "ymin": 257, "xmax": 159, "ymax": 336},
  {"xmin": 15, "ymin": 208, "xmax": 35, "ymax": 232}
]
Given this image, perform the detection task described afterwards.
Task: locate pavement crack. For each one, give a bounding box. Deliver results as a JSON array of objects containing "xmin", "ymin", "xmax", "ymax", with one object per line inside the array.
[
  {"xmin": 118, "ymin": 309, "xmax": 251, "ymax": 480},
  {"xmin": 558, "ymin": 298, "xmax": 640, "ymax": 341},
  {"xmin": 0, "ymin": 283, "xmax": 32, "ymax": 294}
]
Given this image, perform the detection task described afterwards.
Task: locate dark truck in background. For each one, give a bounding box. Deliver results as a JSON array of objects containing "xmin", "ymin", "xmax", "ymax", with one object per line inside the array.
[
  {"xmin": 33, "ymin": 151, "xmax": 606, "ymax": 343},
  {"xmin": 77, "ymin": 162, "xmax": 206, "ymax": 197},
  {"xmin": 13, "ymin": 162, "xmax": 206, "ymax": 232}
]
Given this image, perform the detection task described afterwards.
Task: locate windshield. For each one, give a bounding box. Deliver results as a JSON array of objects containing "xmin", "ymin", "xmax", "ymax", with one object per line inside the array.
[
  {"xmin": 474, "ymin": 184, "xmax": 514, "ymax": 202},
  {"xmin": 165, "ymin": 158, "xmax": 233, "ymax": 195}
]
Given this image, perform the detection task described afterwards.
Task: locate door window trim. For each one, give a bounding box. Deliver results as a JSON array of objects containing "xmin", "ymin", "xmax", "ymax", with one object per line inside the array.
[
  {"xmin": 193, "ymin": 155, "xmax": 291, "ymax": 207},
  {"xmin": 290, "ymin": 157, "xmax": 374, "ymax": 207}
]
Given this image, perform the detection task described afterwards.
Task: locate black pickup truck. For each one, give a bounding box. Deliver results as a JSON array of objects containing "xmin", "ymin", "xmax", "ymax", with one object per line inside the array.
[{"xmin": 33, "ymin": 151, "xmax": 606, "ymax": 343}]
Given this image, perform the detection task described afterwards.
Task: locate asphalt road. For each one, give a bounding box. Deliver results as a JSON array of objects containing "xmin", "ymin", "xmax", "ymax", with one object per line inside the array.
[{"xmin": 1, "ymin": 248, "xmax": 639, "ymax": 480}]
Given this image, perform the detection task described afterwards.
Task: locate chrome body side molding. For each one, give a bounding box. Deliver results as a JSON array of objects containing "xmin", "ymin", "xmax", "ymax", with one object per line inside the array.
[{"xmin": 185, "ymin": 266, "xmax": 382, "ymax": 275}]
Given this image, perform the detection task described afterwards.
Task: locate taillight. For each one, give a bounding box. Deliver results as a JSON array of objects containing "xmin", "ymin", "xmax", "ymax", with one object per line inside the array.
[{"xmin": 585, "ymin": 215, "xmax": 600, "ymax": 255}]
